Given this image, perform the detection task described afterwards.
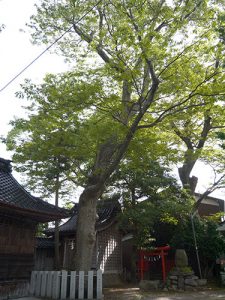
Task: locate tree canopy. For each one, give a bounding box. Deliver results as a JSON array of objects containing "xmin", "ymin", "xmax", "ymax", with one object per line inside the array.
[
  {"xmin": 114, "ymin": 159, "xmax": 193, "ymax": 249},
  {"xmin": 6, "ymin": 0, "xmax": 225, "ymax": 270}
]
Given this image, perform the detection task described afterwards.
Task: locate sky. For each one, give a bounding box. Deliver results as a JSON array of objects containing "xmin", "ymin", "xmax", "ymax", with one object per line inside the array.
[
  {"xmin": 0, "ymin": 0, "xmax": 68, "ymax": 158},
  {"xmin": 0, "ymin": 0, "xmax": 224, "ymax": 200}
]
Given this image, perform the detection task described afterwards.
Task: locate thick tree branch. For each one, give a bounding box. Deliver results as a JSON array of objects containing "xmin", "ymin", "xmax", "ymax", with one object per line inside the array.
[
  {"xmin": 137, "ymin": 100, "xmax": 205, "ymax": 130},
  {"xmin": 211, "ymin": 125, "xmax": 225, "ymax": 129},
  {"xmin": 137, "ymin": 69, "xmax": 221, "ymax": 130},
  {"xmin": 183, "ymin": 0, "xmax": 203, "ymax": 20},
  {"xmin": 72, "ymin": 22, "xmax": 114, "ymax": 66},
  {"xmin": 171, "ymin": 123, "xmax": 194, "ymax": 149},
  {"xmin": 101, "ymin": 62, "xmax": 160, "ymax": 181},
  {"xmin": 197, "ymin": 114, "xmax": 212, "ymax": 149}
]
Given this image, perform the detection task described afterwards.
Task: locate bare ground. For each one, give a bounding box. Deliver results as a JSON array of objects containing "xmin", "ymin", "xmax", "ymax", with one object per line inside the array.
[{"xmin": 103, "ymin": 286, "xmax": 225, "ymax": 300}]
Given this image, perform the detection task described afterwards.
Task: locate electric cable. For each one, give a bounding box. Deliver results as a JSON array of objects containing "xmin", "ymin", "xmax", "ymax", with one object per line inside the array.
[{"xmin": 0, "ymin": 0, "xmax": 102, "ymax": 93}]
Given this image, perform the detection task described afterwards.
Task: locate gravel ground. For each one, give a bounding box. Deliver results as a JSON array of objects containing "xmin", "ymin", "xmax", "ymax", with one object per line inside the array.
[
  {"xmin": 11, "ymin": 287, "xmax": 225, "ymax": 300},
  {"xmin": 103, "ymin": 287, "xmax": 225, "ymax": 300}
]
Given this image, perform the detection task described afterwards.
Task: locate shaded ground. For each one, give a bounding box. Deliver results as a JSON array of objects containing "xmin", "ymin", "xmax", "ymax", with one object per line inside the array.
[
  {"xmin": 12, "ymin": 285, "xmax": 225, "ymax": 300},
  {"xmin": 12, "ymin": 288, "xmax": 225, "ymax": 300},
  {"xmin": 103, "ymin": 286, "xmax": 225, "ymax": 300}
]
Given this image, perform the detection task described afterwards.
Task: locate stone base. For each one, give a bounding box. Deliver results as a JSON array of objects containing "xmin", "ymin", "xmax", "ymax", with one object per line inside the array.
[
  {"xmin": 103, "ymin": 273, "xmax": 123, "ymax": 287},
  {"xmin": 167, "ymin": 271, "xmax": 207, "ymax": 291},
  {"xmin": 197, "ymin": 279, "xmax": 207, "ymax": 286},
  {"xmin": 139, "ymin": 280, "xmax": 160, "ymax": 291}
]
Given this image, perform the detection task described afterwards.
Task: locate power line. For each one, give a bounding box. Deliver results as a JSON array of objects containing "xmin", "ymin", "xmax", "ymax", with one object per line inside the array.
[
  {"xmin": 0, "ymin": 0, "xmax": 102, "ymax": 93},
  {"xmin": 0, "ymin": 26, "xmax": 73, "ymax": 93}
]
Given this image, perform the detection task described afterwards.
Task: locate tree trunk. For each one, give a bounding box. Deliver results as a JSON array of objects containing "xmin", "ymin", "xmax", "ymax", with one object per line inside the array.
[
  {"xmin": 176, "ymin": 115, "xmax": 212, "ymax": 195},
  {"xmin": 178, "ymin": 164, "xmax": 198, "ymax": 195},
  {"xmin": 73, "ymin": 59, "xmax": 160, "ymax": 271},
  {"xmin": 178, "ymin": 150, "xmax": 198, "ymax": 195},
  {"xmin": 74, "ymin": 184, "xmax": 102, "ymax": 271}
]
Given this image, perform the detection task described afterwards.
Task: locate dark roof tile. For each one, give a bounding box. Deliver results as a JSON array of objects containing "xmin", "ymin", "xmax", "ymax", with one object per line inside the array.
[
  {"xmin": 46, "ymin": 201, "xmax": 120, "ymax": 234},
  {"xmin": 0, "ymin": 158, "xmax": 68, "ymax": 221}
]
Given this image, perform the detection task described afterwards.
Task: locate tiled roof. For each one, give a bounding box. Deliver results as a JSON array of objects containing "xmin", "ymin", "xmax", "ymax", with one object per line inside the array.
[
  {"xmin": 194, "ymin": 192, "xmax": 225, "ymax": 217},
  {"xmin": 0, "ymin": 157, "xmax": 68, "ymax": 221},
  {"xmin": 46, "ymin": 201, "xmax": 120, "ymax": 234}
]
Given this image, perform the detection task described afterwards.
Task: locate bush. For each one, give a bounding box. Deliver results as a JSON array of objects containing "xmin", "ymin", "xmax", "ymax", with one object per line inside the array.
[{"xmin": 171, "ymin": 216, "xmax": 225, "ymax": 278}]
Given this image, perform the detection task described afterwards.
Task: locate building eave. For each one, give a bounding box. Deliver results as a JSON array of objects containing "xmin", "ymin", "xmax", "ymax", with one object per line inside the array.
[{"xmin": 0, "ymin": 201, "xmax": 68, "ymax": 222}]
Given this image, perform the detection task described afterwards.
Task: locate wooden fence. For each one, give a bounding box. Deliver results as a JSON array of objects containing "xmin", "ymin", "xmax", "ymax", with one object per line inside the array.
[{"xmin": 30, "ymin": 270, "xmax": 103, "ymax": 299}]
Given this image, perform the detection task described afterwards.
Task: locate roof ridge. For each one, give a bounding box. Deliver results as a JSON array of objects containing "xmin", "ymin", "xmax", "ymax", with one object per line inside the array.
[
  {"xmin": 0, "ymin": 157, "xmax": 12, "ymax": 173},
  {"xmin": 0, "ymin": 164, "xmax": 68, "ymax": 221}
]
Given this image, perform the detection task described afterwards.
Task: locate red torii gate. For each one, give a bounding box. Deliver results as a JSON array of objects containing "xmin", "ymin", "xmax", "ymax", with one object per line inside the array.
[{"xmin": 138, "ymin": 245, "xmax": 171, "ymax": 282}]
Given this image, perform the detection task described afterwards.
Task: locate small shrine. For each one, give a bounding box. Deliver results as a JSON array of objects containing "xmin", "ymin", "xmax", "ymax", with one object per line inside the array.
[{"xmin": 137, "ymin": 245, "xmax": 174, "ymax": 282}]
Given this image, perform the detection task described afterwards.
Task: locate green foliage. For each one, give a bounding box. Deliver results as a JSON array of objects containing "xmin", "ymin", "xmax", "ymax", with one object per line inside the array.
[
  {"xmin": 5, "ymin": 69, "xmax": 126, "ymax": 199},
  {"xmin": 115, "ymin": 159, "xmax": 193, "ymax": 249},
  {"xmin": 26, "ymin": 0, "xmax": 225, "ymax": 199},
  {"xmin": 171, "ymin": 216, "xmax": 225, "ymax": 277},
  {"xmin": 111, "ymin": 160, "xmax": 175, "ymax": 201},
  {"xmin": 119, "ymin": 189, "xmax": 193, "ymax": 249},
  {"xmin": 28, "ymin": 0, "xmax": 225, "ymax": 117},
  {"xmin": 36, "ymin": 223, "xmax": 48, "ymax": 237},
  {"xmin": 217, "ymin": 131, "xmax": 225, "ymax": 150},
  {"xmin": 13, "ymin": 0, "xmax": 225, "ymax": 191},
  {"xmin": 5, "ymin": 0, "xmax": 225, "ymax": 270}
]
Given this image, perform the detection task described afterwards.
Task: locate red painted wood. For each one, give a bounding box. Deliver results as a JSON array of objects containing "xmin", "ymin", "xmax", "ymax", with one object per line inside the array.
[{"xmin": 138, "ymin": 246, "xmax": 171, "ymax": 282}]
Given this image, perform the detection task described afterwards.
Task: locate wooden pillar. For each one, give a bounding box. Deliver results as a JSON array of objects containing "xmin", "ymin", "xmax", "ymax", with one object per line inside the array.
[
  {"xmin": 140, "ymin": 251, "xmax": 144, "ymax": 280},
  {"xmin": 62, "ymin": 239, "xmax": 67, "ymax": 269},
  {"xmin": 161, "ymin": 250, "xmax": 166, "ymax": 283}
]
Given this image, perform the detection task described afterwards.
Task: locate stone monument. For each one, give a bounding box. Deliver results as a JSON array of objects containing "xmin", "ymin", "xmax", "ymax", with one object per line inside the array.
[{"xmin": 167, "ymin": 249, "xmax": 207, "ymax": 291}]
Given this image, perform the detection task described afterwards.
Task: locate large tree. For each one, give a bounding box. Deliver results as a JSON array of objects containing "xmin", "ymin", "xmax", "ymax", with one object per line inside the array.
[
  {"xmin": 14, "ymin": 0, "xmax": 225, "ymax": 270},
  {"xmin": 154, "ymin": 10, "xmax": 225, "ymax": 195},
  {"xmin": 164, "ymin": 104, "xmax": 225, "ymax": 194}
]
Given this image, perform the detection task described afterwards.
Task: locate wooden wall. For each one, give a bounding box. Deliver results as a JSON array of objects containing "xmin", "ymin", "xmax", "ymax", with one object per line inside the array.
[
  {"xmin": 97, "ymin": 223, "xmax": 122, "ymax": 274},
  {"xmin": 0, "ymin": 216, "xmax": 36, "ymax": 280},
  {"xmin": 62, "ymin": 237, "xmax": 76, "ymax": 270},
  {"xmin": 34, "ymin": 248, "xmax": 54, "ymax": 271},
  {"xmin": 62, "ymin": 223, "xmax": 122, "ymax": 275}
]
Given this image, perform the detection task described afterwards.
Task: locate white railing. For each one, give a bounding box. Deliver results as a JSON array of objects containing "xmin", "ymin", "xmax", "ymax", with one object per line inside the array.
[{"xmin": 30, "ymin": 270, "xmax": 103, "ymax": 299}]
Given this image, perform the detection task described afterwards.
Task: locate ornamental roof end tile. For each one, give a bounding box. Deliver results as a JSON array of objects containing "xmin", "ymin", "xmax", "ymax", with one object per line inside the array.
[{"xmin": 0, "ymin": 157, "xmax": 68, "ymax": 221}]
